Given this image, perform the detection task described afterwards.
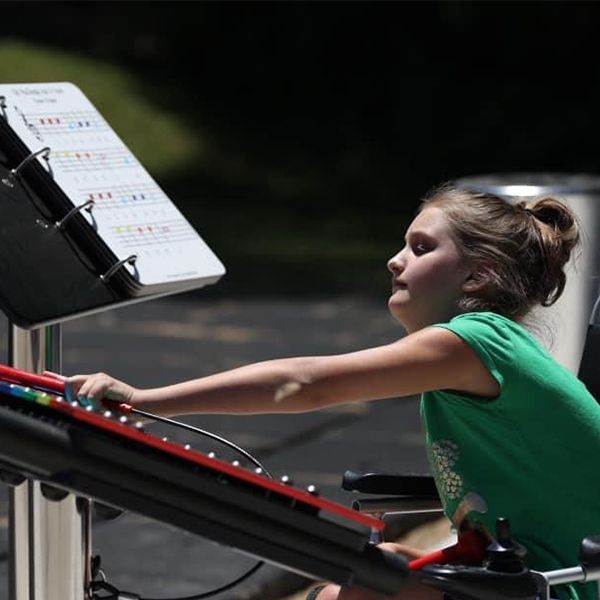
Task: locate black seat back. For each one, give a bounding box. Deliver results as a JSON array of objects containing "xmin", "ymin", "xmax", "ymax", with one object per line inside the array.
[{"xmin": 577, "ymin": 323, "xmax": 600, "ymax": 403}]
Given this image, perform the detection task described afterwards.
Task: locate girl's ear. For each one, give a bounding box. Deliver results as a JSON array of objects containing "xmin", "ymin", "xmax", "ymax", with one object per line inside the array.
[{"xmin": 462, "ymin": 265, "xmax": 492, "ymax": 294}]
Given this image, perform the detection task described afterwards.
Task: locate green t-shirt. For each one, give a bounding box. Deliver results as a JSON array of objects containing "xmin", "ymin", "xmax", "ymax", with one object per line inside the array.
[{"xmin": 421, "ymin": 312, "xmax": 600, "ymax": 600}]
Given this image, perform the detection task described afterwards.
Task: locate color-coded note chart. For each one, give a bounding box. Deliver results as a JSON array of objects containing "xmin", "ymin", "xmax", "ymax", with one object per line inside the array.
[{"xmin": 0, "ymin": 83, "xmax": 224, "ymax": 289}]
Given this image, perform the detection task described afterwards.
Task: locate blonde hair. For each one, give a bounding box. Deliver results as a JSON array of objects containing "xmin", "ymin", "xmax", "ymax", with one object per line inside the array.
[{"xmin": 422, "ymin": 184, "xmax": 580, "ymax": 320}]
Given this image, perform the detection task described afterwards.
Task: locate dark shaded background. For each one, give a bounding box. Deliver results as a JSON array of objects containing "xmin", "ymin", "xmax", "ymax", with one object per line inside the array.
[
  {"xmin": 0, "ymin": 4, "xmax": 598, "ymax": 597},
  {"xmin": 1, "ymin": 1, "xmax": 599, "ymax": 296}
]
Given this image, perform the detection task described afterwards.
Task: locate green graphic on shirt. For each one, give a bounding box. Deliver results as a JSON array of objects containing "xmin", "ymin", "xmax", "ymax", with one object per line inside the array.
[
  {"xmin": 430, "ymin": 439, "xmax": 463, "ymax": 499},
  {"xmin": 428, "ymin": 438, "xmax": 488, "ymax": 527}
]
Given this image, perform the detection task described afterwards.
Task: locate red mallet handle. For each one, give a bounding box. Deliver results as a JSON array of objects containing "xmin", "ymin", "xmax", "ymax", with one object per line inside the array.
[
  {"xmin": 0, "ymin": 364, "xmax": 65, "ymax": 394},
  {"xmin": 409, "ymin": 528, "xmax": 487, "ymax": 570}
]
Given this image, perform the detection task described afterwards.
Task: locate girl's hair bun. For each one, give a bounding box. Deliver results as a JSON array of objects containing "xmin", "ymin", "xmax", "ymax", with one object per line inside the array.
[
  {"xmin": 518, "ymin": 196, "xmax": 580, "ymax": 307},
  {"xmin": 524, "ymin": 197, "xmax": 579, "ymax": 246}
]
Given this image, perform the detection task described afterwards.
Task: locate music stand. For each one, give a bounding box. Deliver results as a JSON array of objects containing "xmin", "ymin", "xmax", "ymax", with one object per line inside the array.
[{"xmin": 0, "ymin": 82, "xmax": 225, "ymax": 600}]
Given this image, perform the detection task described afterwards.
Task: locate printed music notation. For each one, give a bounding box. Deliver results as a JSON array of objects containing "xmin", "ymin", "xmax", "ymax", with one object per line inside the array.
[
  {"xmin": 50, "ymin": 147, "xmax": 137, "ymax": 173},
  {"xmin": 13, "ymin": 107, "xmax": 109, "ymax": 142},
  {"xmin": 0, "ymin": 82, "xmax": 225, "ymax": 288},
  {"xmin": 79, "ymin": 183, "xmax": 166, "ymax": 210},
  {"xmin": 111, "ymin": 220, "xmax": 198, "ymax": 249}
]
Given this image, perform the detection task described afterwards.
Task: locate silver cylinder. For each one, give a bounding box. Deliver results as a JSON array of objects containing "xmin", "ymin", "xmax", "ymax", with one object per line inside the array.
[
  {"xmin": 543, "ymin": 565, "xmax": 585, "ymax": 585},
  {"xmin": 9, "ymin": 324, "xmax": 91, "ymax": 600},
  {"xmin": 456, "ymin": 173, "xmax": 600, "ymax": 373}
]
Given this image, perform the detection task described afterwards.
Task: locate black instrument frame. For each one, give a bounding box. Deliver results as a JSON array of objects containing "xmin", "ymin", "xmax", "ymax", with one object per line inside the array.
[{"xmin": 0, "ymin": 381, "xmax": 408, "ymax": 595}]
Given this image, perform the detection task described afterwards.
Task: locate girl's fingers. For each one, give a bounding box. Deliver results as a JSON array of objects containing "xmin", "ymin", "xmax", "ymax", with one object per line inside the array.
[
  {"xmin": 73, "ymin": 373, "xmax": 132, "ymax": 404},
  {"xmin": 64, "ymin": 375, "xmax": 102, "ymax": 400},
  {"xmin": 78, "ymin": 381, "xmax": 105, "ymax": 400},
  {"xmin": 56, "ymin": 373, "xmax": 136, "ymax": 416},
  {"xmin": 65, "ymin": 375, "xmax": 90, "ymax": 395},
  {"xmin": 51, "ymin": 373, "xmax": 133, "ymax": 408}
]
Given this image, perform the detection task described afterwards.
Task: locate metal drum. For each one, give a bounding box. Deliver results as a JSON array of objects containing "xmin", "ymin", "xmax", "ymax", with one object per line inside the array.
[{"xmin": 456, "ymin": 173, "xmax": 600, "ymax": 373}]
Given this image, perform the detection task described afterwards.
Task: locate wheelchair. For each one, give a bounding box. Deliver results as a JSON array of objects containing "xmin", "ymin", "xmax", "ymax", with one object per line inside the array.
[
  {"xmin": 335, "ymin": 310, "xmax": 600, "ymax": 600},
  {"xmin": 341, "ymin": 469, "xmax": 600, "ymax": 600}
]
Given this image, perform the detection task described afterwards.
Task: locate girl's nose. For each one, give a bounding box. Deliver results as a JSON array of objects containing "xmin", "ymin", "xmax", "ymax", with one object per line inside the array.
[{"xmin": 387, "ymin": 250, "xmax": 405, "ymax": 274}]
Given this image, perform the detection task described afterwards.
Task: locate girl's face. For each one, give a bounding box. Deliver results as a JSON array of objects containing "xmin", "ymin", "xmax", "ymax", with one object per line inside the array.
[{"xmin": 387, "ymin": 206, "xmax": 472, "ymax": 332}]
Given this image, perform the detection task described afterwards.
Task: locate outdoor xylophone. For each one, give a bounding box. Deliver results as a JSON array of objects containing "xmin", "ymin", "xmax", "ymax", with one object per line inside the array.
[{"xmin": 0, "ymin": 364, "xmax": 409, "ymax": 595}]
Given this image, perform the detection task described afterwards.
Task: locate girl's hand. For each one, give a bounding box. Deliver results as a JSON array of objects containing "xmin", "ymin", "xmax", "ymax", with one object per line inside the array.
[{"xmin": 64, "ymin": 372, "xmax": 138, "ymax": 406}]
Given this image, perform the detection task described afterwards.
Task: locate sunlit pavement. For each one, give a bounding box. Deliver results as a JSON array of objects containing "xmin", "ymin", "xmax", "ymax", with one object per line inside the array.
[{"xmin": 0, "ymin": 295, "xmax": 429, "ymax": 599}]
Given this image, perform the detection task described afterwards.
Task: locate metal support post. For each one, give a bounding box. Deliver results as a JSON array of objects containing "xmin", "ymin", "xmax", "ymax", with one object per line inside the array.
[{"xmin": 8, "ymin": 324, "xmax": 91, "ymax": 600}]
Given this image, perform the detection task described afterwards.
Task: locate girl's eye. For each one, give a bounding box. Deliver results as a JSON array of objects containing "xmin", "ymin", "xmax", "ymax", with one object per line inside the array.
[{"xmin": 413, "ymin": 242, "xmax": 431, "ymax": 255}]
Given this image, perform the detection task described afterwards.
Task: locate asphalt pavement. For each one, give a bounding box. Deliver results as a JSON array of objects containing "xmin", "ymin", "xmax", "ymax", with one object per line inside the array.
[{"xmin": 0, "ymin": 294, "xmax": 432, "ymax": 599}]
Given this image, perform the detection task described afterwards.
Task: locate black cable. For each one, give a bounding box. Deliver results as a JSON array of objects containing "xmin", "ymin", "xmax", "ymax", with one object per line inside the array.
[
  {"xmin": 130, "ymin": 407, "xmax": 273, "ymax": 478},
  {"xmin": 92, "ymin": 409, "xmax": 270, "ymax": 600},
  {"xmin": 139, "ymin": 561, "xmax": 264, "ymax": 600},
  {"xmin": 92, "ymin": 561, "xmax": 265, "ymax": 600}
]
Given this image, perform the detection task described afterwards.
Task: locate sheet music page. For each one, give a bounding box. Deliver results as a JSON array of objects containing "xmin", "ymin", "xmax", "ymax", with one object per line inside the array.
[{"xmin": 0, "ymin": 82, "xmax": 225, "ymax": 288}]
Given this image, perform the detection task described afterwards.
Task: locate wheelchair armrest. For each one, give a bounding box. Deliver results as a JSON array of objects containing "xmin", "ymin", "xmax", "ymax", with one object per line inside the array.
[
  {"xmin": 342, "ymin": 470, "xmax": 440, "ymax": 498},
  {"xmin": 351, "ymin": 495, "xmax": 444, "ymax": 515}
]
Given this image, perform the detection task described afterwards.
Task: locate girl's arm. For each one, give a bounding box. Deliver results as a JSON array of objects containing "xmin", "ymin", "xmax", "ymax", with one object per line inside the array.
[{"xmin": 68, "ymin": 327, "xmax": 499, "ymax": 416}]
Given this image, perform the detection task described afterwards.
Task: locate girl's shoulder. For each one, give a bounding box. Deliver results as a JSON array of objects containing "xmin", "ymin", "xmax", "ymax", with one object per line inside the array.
[
  {"xmin": 446, "ymin": 311, "xmax": 534, "ymax": 343},
  {"xmin": 448, "ymin": 311, "xmax": 516, "ymax": 328},
  {"xmin": 436, "ymin": 311, "xmax": 548, "ymax": 365},
  {"xmin": 432, "ymin": 312, "xmax": 559, "ymax": 397},
  {"xmin": 443, "ymin": 311, "xmax": 522, "ymax": 339}
]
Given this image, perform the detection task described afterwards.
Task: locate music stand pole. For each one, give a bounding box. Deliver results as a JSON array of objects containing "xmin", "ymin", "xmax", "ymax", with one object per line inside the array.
[{"xmin": 8, "ymin": 324, "xmax": 91, "ymax": 600}]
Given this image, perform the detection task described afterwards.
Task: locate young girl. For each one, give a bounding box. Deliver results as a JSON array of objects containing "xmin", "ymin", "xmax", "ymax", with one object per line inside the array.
[{"xmin": 64, "ymin": 185, "xmax": 600, "ymax": 600}]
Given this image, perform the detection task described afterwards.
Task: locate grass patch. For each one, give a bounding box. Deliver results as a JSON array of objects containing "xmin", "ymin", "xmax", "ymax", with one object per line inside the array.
[{"xmin": 0, "ymin": 39, "xmax": 202, "ymax": 176}]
